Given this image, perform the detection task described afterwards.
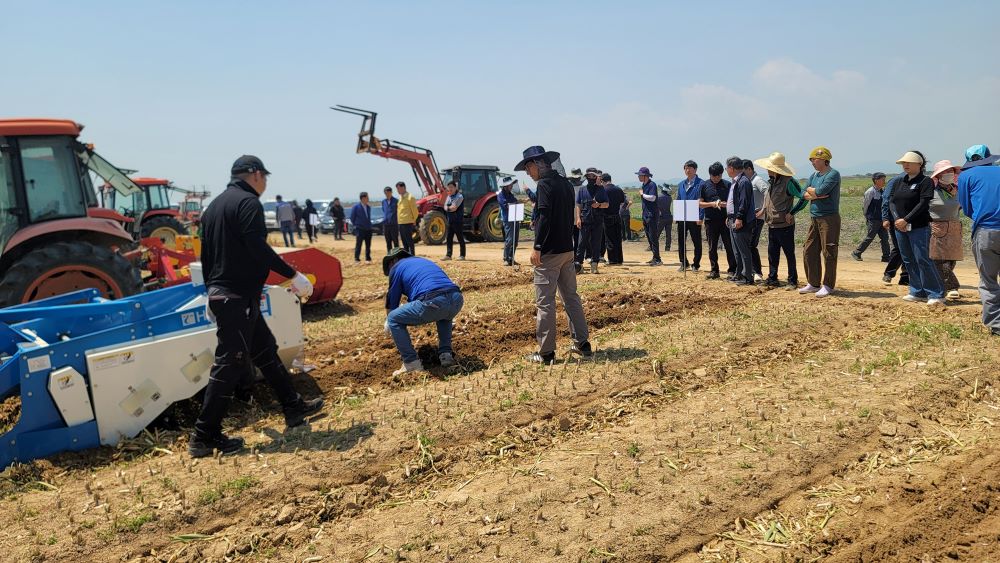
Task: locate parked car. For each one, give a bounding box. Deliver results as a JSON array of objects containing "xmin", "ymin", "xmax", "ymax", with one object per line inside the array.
[
  {"xmin": 344, "ymin": 205, "xmax": 385, "ymax": 236},
  {"xmin": 263, "ymin": 200, "xmax": 278, "ymax": 230}
]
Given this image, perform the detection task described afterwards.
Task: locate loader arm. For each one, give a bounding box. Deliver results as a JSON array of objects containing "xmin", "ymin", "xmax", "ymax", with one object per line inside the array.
[{"xmin": 331, "ymin": 105, "xmax": 445, "ymax": 198}]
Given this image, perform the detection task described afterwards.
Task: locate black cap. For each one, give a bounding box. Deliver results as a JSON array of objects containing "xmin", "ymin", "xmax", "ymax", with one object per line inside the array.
[
  {"xmin": 872, "ymin": 172, "xmax": 886, "ymax": 180},
  {"xmin": 231, "ymin": 155, "xmax": 269, "ymax": 175},
  {"xmin": 684, "ymin": 160, "xmax": 698, "ymax": 170},
  {"xmin": 601, "ymin": 173, "xmax": 611, "ymax": 182}
]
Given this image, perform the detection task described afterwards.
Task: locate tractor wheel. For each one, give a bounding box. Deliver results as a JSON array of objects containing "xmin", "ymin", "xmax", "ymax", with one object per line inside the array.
[
  {"xmin": 0, "ymin": 241, "xmax": 143, "ymax": 307},
  {"xmin": 418, "ymin": 210, "xmax": 447, "ymax": 245},
  {"xmin": 141, "ymin": 216, "xmax": 189, "ymax": 249},
  {"xmin": 477, "ymin": 201, "xmax": 503, "ymax": 242}
]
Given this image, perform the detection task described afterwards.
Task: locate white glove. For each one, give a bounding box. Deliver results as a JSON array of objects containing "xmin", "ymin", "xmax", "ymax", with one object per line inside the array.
[
  {"xmin": 290, "ymin": 272, "xmax": 313, "ymax": 300},
  {"xmin": 205, "ymin": 302, "xmax": 216, "ymax": 323}
]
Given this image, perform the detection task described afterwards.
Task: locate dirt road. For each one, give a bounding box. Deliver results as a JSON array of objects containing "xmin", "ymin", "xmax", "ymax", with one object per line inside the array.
[{"xmin": 1, "ymin": 235, "xmax": 996, "ymax": 562}]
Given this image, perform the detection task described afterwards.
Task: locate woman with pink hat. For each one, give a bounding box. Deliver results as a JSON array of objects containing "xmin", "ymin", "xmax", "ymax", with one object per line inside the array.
[{"xmin": 929, "ymin": 160, "xmax": 964, "ymax": 299}]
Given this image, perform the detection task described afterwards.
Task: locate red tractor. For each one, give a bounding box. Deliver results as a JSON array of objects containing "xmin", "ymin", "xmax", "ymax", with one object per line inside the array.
[
  {"xmin": 332, "ymin": 106, "xmax": 504, "ymax": 245},
  {"xmin": 0, "ymin": 119, "xmax": 144, "ymax": 306},
  {"xmin": 101, "ymin": 177, "xmax": 191, "ymax": 248}
]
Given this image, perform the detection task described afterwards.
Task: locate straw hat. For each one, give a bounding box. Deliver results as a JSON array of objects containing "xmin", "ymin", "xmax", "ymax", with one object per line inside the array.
[
  {"xmin": 930, "ymin": 160, "xmax": 961, "ymax": 178},
  {"xmin": 753, "ymin": 152, "xmax": 796, "ymax": 177}
]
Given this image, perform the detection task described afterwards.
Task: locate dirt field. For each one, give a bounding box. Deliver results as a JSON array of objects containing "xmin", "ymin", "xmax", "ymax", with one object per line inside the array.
[{"xmin": 1, "ymin": 236, "xmax": 998, "ymax": 563}]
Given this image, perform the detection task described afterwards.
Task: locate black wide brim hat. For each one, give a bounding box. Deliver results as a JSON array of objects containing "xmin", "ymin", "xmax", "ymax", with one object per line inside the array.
[
  {"xmin": 382, "ymin": 247, "xmax": 413, "ymax": 276},
  {"xmin": 514, "ymin": 145, "xmax": 561, "ymax": 172}
]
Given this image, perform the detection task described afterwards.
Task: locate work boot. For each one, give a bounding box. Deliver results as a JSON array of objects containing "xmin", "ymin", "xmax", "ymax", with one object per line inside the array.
[
  {"xmin": 590, "ymin": 263, "xmax": 598, "ymax": 274},
  {"xmin": 284, "ymin": 396, "xmax": 325, "ymax": 428},
  {"xmin": 882, "ymin": 275, "xmax": 893, "ymax": 285},
  {"xmin": 569, "ymin": 341, "xmax": 593, "ymax": 358},
  {"xmin": 706, "ymin": 271, "xmax": 720, "ymax": 280},
  {"xmin": 851, "ymin": 250, "xmax": 862, "ymax": 261},
  {"xmin": 188, "ymin": 434, "xmax": 245, "ymax": 458},
  {"xmin": 439, "ymin": 352, "xmax": 457, "ymax": 368},
  {"xmin": 392, "ymin": 359, "xmax": 424, "ymax": 376},
  {"xmin": 526, "ymin": 351, "xmax": 556, "ymax": 364}
]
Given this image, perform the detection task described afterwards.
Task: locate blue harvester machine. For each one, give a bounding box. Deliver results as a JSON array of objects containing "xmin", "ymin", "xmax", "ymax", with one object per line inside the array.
[{"xmin": 0, "ymin": 276, "xmax": 304, "ymax": 469}]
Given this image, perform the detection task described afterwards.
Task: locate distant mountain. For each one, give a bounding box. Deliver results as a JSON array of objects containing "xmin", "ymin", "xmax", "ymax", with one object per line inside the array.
[{"xmin": 834, "ymin": 161, "xmax": 898, "ymax": 177}]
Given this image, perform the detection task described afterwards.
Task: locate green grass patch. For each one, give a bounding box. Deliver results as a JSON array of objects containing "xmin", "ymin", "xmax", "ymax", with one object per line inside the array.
[
  {"xmin": 196, "ymin": 475, "xmax": 260, "ymax": 506},
  {"xmin": 899, "ymin": 321, "xmax": 963, "ymax": 342}
]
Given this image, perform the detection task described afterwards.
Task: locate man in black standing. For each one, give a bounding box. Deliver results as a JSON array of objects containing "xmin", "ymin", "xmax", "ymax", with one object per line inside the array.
[
  {"xmin": 330, "ymin": 198, "xmax": 346, "ymax": 240},
  {"xmin": 193, "ymin": 155, "xmax": 324, "ymax": 457},
  {"xmin": 575, "ymin": 169, "xmax": 609, "ymax": 273},
  {"xmin": 699, "ymin": 162, "xmax": 735, "ymax": 279},
  {"xmin": 656, "ymin": 184, "xmax": 673, "ymax": 254},
  {"xmin": 602, "ymin": 173, "xmax": 625, "ymax": 265},
  {"xmin": 381, "ymin": 186, "xmax": 400, "ymax": 253},
  {"xmin": 637, "ymin": 167, "xmax": 661, "ymax": 265}
]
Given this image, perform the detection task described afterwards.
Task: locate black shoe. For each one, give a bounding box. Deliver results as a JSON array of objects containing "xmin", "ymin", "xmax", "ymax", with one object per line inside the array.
[
  {"xmin": 575, "ymin": 262, "xmax": 583, "ymax": 274},
  {"xmin": 764, "ymin": 278, "xmax": 780, "ymax": 287},
  {"xmin": 881, "ymin": 257, "xmax": 891, "ymax": 263},
  {"xmin": 188, "ymin": 434, "xmax": 245, "ymax": 458},
  {"xmin": 735, "ymin": 279, "xmax": 754, "ymax": 286},
  {"xmin": 706, "ymin": 271, "xmax": 720, "ymax": 279},
  {"xmin": 284, "ymin": 396, "xmax": 325, "ymax": 428},
  {"xmin": 899, "ymin": 277, "xmax": 909, "ymax": 286},
  {"xmin": 882, "ymin": 275, "xmax": 893, "ymax": 284},
  {"xmin": 851, "ymin": 251, "xmax": 862, "ymax": 261},
  {"xmin": 570, "ymin": 341, "xmax": 593, "ymax": 357},
  {"xmin": 527, "ymin": 352, "xmax": 556, "ymax": 364},
  {"xmin": 692, "ymin": 266, "xmax": 700, "ymax": 272},
  {"xmin": 677, "ymin": 265, "xmax": 688, "ymax": 272},
  {"xmin": 730, "ymin": 275, "xmax": 746, "ymax": 283},
  {"xmin": 991, "ymin": 328, "xmax": 1000, "ymax": 337}
]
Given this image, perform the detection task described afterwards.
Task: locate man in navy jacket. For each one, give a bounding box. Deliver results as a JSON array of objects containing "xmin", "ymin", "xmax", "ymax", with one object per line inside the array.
[
  {"xmin": 727, "ymin": 157, "xmax": 756, "ymax": 285},
  {"xmin": 350, "ymin": 192, "xmax": 373, "ymax": 262}
]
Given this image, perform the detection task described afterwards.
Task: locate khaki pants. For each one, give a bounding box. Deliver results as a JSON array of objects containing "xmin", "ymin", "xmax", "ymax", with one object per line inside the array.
[
  {"xmin": 534, "ymin": 251, "xmax": 589, "ymax": 355},
  {"xmin": 803, "ymin": 214, "xmax": 841, "ymax": 289}
]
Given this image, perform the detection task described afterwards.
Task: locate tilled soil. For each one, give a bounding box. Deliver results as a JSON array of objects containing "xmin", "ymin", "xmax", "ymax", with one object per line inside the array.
[{"xmin": 0, "ymin": 241, "xmax": 997, "ymax": 563}]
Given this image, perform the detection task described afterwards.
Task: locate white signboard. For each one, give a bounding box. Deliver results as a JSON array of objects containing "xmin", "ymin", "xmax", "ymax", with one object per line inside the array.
[
  {"xmin": 508, "ymin": 203, "xmax": 525, "ymax": 222},
  {"xmin": 672, "ymin": 200, "xmax": 701, "ymax": 222}
]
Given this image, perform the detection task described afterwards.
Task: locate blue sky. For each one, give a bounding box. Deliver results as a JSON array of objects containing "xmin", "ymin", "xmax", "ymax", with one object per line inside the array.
[{"xmin": 4, "ymin": 1, "xmax": 998, "ymax": 201}]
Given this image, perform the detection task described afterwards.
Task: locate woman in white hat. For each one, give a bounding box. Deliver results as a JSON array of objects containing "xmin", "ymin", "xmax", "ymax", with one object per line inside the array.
[
  {"xmin": 885, "ymin": 150, "xmax": 946, "ymax": 306},
  {"xmin": 754, "ymin": 152, "xmax": 808, "ymax": 287},
  {"xmin": 928, "ymin": 160, "xmax": 964, "ymax": 299}
]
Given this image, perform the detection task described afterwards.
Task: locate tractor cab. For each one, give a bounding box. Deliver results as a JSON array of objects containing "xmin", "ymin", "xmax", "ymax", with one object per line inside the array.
[
  {"xmin": 101, "ymin": 177, "xmax": 190, "ymax": 248},
  {"xmin": 0, "ymin": 118, "xmax": 144, "ymax": 305},
  {"xmin": 441, "ymin": 165, "xmax": 502, "ymax": 239}
]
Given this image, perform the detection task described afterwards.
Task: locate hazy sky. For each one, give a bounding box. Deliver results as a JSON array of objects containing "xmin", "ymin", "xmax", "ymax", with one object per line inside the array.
[{"xmin": 5, "ymin": 1, "xmax": 998, "ymax": 201}]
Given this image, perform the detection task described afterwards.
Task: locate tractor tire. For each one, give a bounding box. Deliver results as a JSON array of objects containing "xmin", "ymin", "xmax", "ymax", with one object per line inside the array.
[
  {"xmin": 418, "ymin": 210, "xmax": 447, "ymax": 246},
  {"xmin": 140, "ymin": 215, "xmax": 189, "ymax": 249},
  {"xmin": 0, "ymin": 241, "xmax": 143, "ymax": 307},
  {"xmin": 477, "ymin": 201, "xmax": 503, "ymax": 242}
]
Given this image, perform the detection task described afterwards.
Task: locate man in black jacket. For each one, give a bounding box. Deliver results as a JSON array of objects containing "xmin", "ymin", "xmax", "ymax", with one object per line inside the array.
[
  {"xmin": 602, "ymin": 173, "xmax": 625, "ymax": 264},
  {"xmin": 516, "ymin": 146, "xmax": 591, "ymax": 364},
  {"xmin": 726, "ymin": 157, "xmax": 756, "ymax": 285},
  {"xmin": 193, "ymin": 155, "xmax": 324, "ymax": 458}
]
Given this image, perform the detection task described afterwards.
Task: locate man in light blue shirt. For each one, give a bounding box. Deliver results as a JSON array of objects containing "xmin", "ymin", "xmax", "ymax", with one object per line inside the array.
[{"xmin": 798, "ymin": 146, "xmax": 841, "ymax": 298}]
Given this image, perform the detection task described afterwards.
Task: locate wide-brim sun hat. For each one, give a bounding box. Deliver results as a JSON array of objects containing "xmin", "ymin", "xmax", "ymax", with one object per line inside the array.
[
  {"xmin": 930, "ymin": 160, "xmax": 961, "ymax": 178},
  {"xmin": 962, "ymin": 144, "xmax": 1000, "ymax": 170},
  {"xmin": 896, "ymin": 151, "xmax": 924, "ymax": 165},
  {"xmin": 753, "ymin": 152, "xmax": 796, "ymax": 177},
  {"xmin": 514, "ymin": 145, "xmax": 560, "ymax": 172},
  {"xmin": 635, "ymin": 166, "xmax": 653, "ymax": 177},
  {"xmin": 382, "ymin": 247, "xmax": 412, "ymax": 276}
]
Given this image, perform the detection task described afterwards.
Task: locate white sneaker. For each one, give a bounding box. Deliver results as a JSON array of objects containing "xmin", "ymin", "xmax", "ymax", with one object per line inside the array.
[
  {"xmin": 927, "ymin": 298, "xmax": 946, "ymax": 308},
  {"xmin": 753, "ymin": 274, "xmax": 763, "ymax": 283},
  {"xmin": 798, "ymin": 284, "xmax": 819, "ymax": 294},
  {"xmin": 901, "ymin": 294, "xmax": 925, "ymax": 302},
  {"xmin": 815, "ymin": 285, "xmax": 833, "ymax": 298},
  {"xmin": 392, "ymin": 359, "xmax": 424, "ymax": 376},
  {"xmin": 946, "ymin": 290, "xmax": 961, "ymax": 300}
]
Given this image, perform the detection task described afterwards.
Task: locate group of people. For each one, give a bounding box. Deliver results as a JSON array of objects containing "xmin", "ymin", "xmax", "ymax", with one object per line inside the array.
[
  {"xmin": 274, "ymin": 196, "xmax": 321, "ymax": 246},
  {"xmin": 345, "ymin": 182, "xmax": 419, "ymax": 263}
]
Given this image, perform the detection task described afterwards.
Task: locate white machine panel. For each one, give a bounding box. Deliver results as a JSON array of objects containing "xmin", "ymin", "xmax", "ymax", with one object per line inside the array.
[
  {"xmin": 47, "ymin": 367, "xmax": 95, "ymax": 427},
  {"xmin": 85, "ymin": 285, "xmax": 304, "ymax": 446}
]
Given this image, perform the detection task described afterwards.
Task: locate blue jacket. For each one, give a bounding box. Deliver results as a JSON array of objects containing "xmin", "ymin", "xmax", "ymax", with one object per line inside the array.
[
  {"xmin": 497, "ymin": 188, "xmax": 518, "ymax": 221},
  {"xmin": 729, "ymin": 173, "xmax": 756, "ymax": 230},
  {"xmin": 881, "ymin": 174, "xmax": 906, "ymax": 223},
  {"xmin": 640, "ymin": 180, "xmax": 659, "ymax": 219},
  {"xmin": 958, "ymin": 164, "xmax": 1000, "ymax": 231},
  {"xmin": 386, "ymin": 257, "xmax": 459, "ymax": 310},
  {"xmin": 577, "ymin": 183, "xmax": 609, "ymax": 225},
  {"xmin": 676, "ymin": 176, "xmax": 705, "ymax": 220},
  {"xmin": 350, "ymin": 203, "xmax": 372, "ymax": 230},
  {"xmin": 381, "ymin": 197, "xmax": 398, "ymax": 226},
  {"xmin": 656, "ymin": 190, "xmax": 672, "ymax": 217}
]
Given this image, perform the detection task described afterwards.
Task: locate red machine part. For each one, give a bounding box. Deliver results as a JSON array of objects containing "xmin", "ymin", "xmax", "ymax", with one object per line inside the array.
[{"xmin": 268, "ymin": 247, "xmax": 343, "ymax": 304}]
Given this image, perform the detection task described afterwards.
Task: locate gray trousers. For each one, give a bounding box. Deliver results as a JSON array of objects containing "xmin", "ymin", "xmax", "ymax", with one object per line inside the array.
[
  {"xmin": 972, "ymin": 228, "xmax": 1000, "ymax": 331},
  {"xmin": 534, "ymin": 251, "xmax": 589, "ymax": 355}
]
